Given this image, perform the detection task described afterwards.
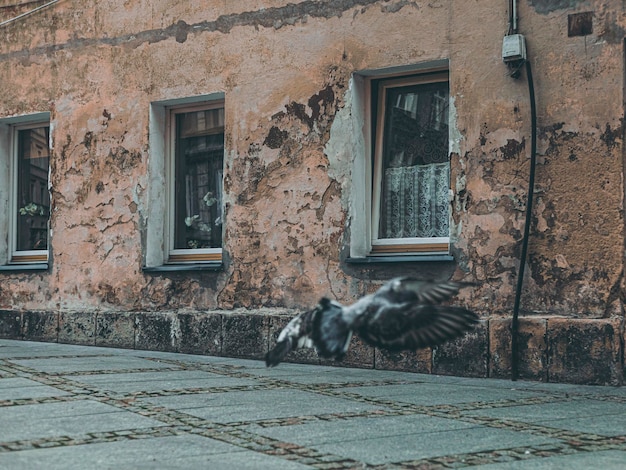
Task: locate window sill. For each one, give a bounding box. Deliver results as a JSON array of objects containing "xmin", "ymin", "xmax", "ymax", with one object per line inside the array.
[
  {"xmin": 346, "ymin": 254, "xmax": 454, "ymax": 264},
  {"xmin": 142, "ymin": 262, "xmax": 223, "ymax": 273},
  {"xmin": 0, "ymin": 263, "xmax": 49, "ymax": 272}
]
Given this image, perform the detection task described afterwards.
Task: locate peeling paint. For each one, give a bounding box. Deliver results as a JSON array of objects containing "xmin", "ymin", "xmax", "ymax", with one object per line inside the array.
[
  {"xmin": 0, "ymin": 0, "xmax": 623, "ymax": 325},
  {"xmin": 528, "ymin": 0, "xmax": 588, "ymax": 14}
]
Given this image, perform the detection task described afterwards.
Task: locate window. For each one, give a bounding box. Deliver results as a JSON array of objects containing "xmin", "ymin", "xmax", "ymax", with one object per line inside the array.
[
  {"xmin": 346, "ymin": 63, "xmax": 452, "ymax": 260},
  {"xmin": 145, "ymin": 95, "xmax": 225, "ymax": 269},
  {"xmin": 168, "ymin": 104, "xmax": 224, "ymax": 262},
  {"xmin": 0, "ymin": 114, "xmax": 51, "ymax": 267},
  {"xmin": 371, "ymin": 72, "xmax": 450, "ymax": 255}
]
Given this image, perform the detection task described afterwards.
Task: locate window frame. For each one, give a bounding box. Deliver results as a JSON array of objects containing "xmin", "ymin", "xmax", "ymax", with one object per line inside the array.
[
  {"xmin": 369, "ymin": 70, "xmax": 451, "ymax": 256},
  {"xmin": 0, "ymin": 115, "xmax": 51, "ymax": 266},
  {"xmin": 165, "ymin": 101, "xmax": 225, "ymax": 264}
]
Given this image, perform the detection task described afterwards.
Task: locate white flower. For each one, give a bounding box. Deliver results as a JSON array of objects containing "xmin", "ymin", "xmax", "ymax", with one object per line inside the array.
[{"xmin": 185, "ymin": 215, "xmax": 200, "ymax": 227}]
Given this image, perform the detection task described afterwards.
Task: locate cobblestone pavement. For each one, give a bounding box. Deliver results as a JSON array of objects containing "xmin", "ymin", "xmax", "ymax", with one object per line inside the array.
[{"xmin": 0, "ymin": 339, "xmax": 624, "ymax": 469}]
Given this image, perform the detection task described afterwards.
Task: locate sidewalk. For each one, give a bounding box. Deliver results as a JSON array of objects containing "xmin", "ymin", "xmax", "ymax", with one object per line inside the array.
[{"xmin": 0, "ymin": 339, "xmax": 624, "ymax": 469}]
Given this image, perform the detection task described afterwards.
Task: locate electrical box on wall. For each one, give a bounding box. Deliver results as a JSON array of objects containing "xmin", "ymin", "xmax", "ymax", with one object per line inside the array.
[{"xmin": 502, "ymin": 34, "xmax": 527, "ymax": 62}]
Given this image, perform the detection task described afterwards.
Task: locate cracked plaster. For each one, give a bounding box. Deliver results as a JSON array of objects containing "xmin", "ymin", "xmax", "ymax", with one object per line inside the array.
[{"xmin": 0, "ymin": 0, "xmax": 623, "ymax": 323}]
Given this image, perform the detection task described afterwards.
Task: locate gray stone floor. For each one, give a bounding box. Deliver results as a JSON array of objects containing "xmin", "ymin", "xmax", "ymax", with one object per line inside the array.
[{"xmin": 0, "ymin": 339, "xmax": 624, "ymax": 469}]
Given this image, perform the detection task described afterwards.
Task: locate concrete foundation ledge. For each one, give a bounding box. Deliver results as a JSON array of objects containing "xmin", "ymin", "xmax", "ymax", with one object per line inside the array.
[{"xmin": 0, "ymin": 310, "xmax": 623, "ymax": 386}]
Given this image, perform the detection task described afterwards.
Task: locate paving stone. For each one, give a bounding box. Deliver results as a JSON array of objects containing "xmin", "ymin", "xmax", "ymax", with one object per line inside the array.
[
  {"xmin": 11, "ymin": 355, "xmax": 174, "ymax": 374},
  {"xmin": 0, "ymin": 377, "xmax": 71, "ymax": 400},
  {"xmin": 342, "ymin": 382, "xmax": 543, "ymax": 406},
  {"xmin": 143, "ymin": 389, "xmax": 386, "ymax": 424},
  {"xmin": 472, "ymin": 450, "xmax": 626, "ymax": 469},
  {"xmin": 68, "ymin": 370, "xmax": 259, "ymax": 393},
  {"xmin": 0, "ymin": 434, "xmax": 309, "ymax": 470},
  {"xmin": 0, "ymin": 339, "xmax": 624, "ymax": 469},
  {"xmin": 256, "ymin": 415, "xmax": 558, "ymax": 465},
  {"xmin": 463, "ymin": 398, "xmax": 626, "ymax": 437},
  {"xmin": 0, "ymin": 400, "xmax": 165, "ymax": 441}
]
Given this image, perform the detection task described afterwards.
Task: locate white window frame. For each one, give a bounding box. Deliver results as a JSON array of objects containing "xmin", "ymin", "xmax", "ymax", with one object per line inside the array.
[
  {"xmin": 347, "ymin": 63, "xmax": 448, "ymax": 260},
  {"xmin": 370, "ymin": 71, "xmax": 450, "ymax": 256},
  {"xmin": 146, "ymin": 94, "xmax": 225, "ymax": 268},
  {"xmin": 0, "ymin": 113, "xmax": 51, "ymax": 266}
]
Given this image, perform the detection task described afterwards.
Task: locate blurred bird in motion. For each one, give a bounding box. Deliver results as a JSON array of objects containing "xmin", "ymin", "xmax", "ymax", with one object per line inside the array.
[{"xmin": 266, "ymin": 277, "xmax": 478, "ymax": 367}]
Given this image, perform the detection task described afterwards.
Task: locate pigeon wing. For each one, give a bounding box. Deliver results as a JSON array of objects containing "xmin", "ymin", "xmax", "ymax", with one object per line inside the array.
[
  {"xmin": 354, "ymin": 303, "xmax": 478, "ymax": 351},
  {"xmin": 383, "ymin": 278, "xmax": 475, "ymax": 305}
]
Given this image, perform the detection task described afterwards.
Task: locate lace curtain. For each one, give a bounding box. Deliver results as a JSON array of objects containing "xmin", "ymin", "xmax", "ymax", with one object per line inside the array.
[{"xmin": 381, "ymin": 162, "xmax": 449, "ymax": 239}]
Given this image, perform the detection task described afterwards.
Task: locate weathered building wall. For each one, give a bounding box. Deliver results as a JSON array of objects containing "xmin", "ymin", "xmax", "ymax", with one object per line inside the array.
[{"xmin": 0, "ymin": 0, "xmax": 624, "ymax": 384}]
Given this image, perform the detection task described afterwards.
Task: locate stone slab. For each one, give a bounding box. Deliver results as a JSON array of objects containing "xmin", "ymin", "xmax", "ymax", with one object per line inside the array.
[
  {"xmin": 255, "ymin": 414, "xmax": 558, "ymax": 465},
  {"xmin": 432, "ymin": 319, "xmax": 489, "ymax": 377},
  {"xmin": 11, "ymin": 355, "xmax": 174, "ymax": 374},
  {"xmin": 0, "ymin": 400, "xmax": 164, "ymax": 441},
  {"xmin": 135, "ymin": 312, "xmax": 178, "ymax": 353},
  {"xmin": 143, "ymin": 388, "xmax": 386, "ymax": 423},
  {"xmin": 547, "ymin": 318, "xmax": 623, "ymax": 385},
  {"xmin": 95, "ymin": 312, "xmax": 135, "ymax": 349},
  {"xmin": 343, "ymin": 382, "xmax": 543, "ymax": 406},
  {"xmin": 21, "ymin": 311, "xmax": 58, "ymax": 343},
  {"xmin": 0, "ymin": 434, "xmax": 311, "ymax": 470},
  {"xmin": 0, "ymin": 377, "xmax": 71, "ymax": 400},
  {"xmin": 490, "ymin": 317, "xmax": 548, "ymax": 381},
  {"xmin": 375, "ymin": 346, "xmax": 433, "ymax": 374},
  {"xmin": 58, "ymin": 311, "xmax": 96, "ymax": 346},
  {"xmin": 68, "ymin": 370, "xmax": 259, "ymax": 393},
  {"xmin": 474, "ymin": 450, "xmax": 626, "ymax": 469},
  {"xmin": 464, "ymin": 398, "xmax": 626, "ymax": 437},
  {"xmin": 177, "ymin": 311, "xmax": 222, "ymax": 356},
  {"xmin": 221, "ymin": 313, "xmax": 268, "ymax": 360},
  {"xmin": 0, "ymin": 311, "xmax": 21, "ymax": 339}
]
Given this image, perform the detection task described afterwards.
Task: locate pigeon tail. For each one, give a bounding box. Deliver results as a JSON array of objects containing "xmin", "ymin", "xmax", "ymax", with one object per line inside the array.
[
  {"xmin": 265, "ymin": 309, "xmax": 315, "ymax": 367},
  {"xmin": 265, "ymin": 338, "xmax": 293, "ymax": 367},
  {"xmin": 312, "ymin": 298, "xmax": 352, "ymax": 360}
]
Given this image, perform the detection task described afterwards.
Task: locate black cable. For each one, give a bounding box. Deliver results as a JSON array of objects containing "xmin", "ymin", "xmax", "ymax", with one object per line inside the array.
[
  {"xmin": 511, "ymin": 59, "xmax": 537, "ymax": 381},
  {"xmin": 508, "ymin": 0, "xmax": 515, "ymax": 34}
]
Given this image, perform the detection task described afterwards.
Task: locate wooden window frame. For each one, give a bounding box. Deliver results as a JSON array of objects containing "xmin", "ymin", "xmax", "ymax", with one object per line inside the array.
[
  {"xmin": 166, "ymin": 102, "xmax": 224, "ymax": 264},
  {"xmin": 370, "ymin": 71, "xmax": 450, "ymax": 256},
  {"xmin": 9, "ymin": 121, "xmax": 50, "ymax": 264}
]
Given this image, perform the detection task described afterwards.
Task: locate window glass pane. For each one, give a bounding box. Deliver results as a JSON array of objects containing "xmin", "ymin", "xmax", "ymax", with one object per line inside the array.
[
  {"xmin": 378, "ymin": 81, "xmax": 449, "ymax": 239},
  {"xmin": 174, "ymin": 108, "xmax": 224, "ymax": 250},
  {"xmin": 16, "ymin": 126, "xmax": 50, "ymax": 251}
]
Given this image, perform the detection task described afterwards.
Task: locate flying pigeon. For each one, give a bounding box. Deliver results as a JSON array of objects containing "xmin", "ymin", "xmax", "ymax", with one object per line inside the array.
[{"xmin": 266, "ymin": 277, "xmax": 478, "ymax": 367}]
